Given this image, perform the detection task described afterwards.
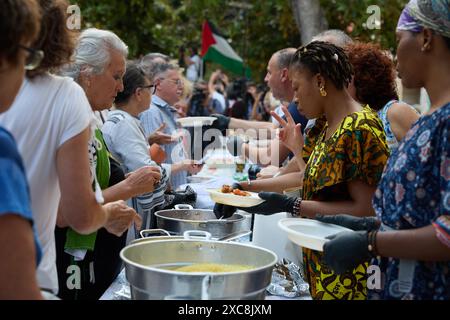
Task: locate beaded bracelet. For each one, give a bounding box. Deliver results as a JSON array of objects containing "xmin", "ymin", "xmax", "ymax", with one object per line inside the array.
[{"xmin": 291, "ymin": 197, "xmax": 303, "ymax": 217}]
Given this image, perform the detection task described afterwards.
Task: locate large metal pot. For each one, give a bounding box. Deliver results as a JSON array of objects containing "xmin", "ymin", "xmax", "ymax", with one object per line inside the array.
[
  {"xmin": 154, "ymin": 204, "xmax": 248, "ymax": 239},
  {"xmin": 120, "ymin": 232, "xmax": 277, "ymax": 300}
]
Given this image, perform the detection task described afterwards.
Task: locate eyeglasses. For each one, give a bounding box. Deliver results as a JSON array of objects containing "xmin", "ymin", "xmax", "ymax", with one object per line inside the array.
[
  {"xmin": 19, "ymin": 45, "xmax": 44, "ymax": 71},
  {"xmin": 140, "ymin": 84, "xmax": 157, "ymax": 94},
  {"xmin": 161, "ymin": 78, "xmax": 183, "ymax": 86}
]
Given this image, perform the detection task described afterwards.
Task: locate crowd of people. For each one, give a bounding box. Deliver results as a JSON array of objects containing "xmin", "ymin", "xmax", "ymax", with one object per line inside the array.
[{"xmin": 0, "ymin": 0, "xmax": 448, "ymax": 301}]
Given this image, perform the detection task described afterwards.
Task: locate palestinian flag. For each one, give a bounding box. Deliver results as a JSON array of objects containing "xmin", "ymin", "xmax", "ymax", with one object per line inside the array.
[{"xmin": 201, "ymin": 20, "xmax": 251, "ymax": 77}]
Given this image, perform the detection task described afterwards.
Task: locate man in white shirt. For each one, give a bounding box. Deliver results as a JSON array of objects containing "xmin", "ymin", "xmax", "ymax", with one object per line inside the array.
[
  {"xmin": 184, "ymin": 45, "xmax": 201, "ymax": 82},
  {"xmin": 208, "ymin": 69, "xmax": 228, "ymax": 114}
]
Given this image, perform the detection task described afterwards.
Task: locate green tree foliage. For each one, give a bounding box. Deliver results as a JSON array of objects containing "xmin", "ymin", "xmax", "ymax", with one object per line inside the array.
[
  {"xmin": 71, "ymin": 0, "xmax": 299, "ymax": 81},
  {"xmin": 320, "ymin": 0, "xmax": 408, "ymax": 51},
  {"xmin": 71, "ymin": 0, "xmax": 407, "ymax": 81}
]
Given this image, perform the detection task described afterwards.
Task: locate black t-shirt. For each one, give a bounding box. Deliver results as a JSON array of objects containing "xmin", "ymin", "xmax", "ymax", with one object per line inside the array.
[{"xmin": 284, "ymin": 101, "xmax": 309, "ymax": 134}]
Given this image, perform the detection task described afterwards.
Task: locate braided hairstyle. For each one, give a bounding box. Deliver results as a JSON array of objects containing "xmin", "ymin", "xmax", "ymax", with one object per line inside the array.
[{"xmin": 289, "ymin": 41, "xmax": 354, "ymax": 90}]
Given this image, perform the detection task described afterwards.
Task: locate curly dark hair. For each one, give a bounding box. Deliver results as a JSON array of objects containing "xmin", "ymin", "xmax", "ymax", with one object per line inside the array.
[
  {"xmin": 0, "ymin": 0, "xmax": 41, "ymax": 64},
  {"xmin": 346, "ymin": 42, "xmax": 398, "ymax": 111},
  {"xmin": 27, "ymin": 0, "xmax": 77, "ymax": 78},
  {"xmin": 289, "ymin": 41, "xmax": 354, "ymax": 90}
]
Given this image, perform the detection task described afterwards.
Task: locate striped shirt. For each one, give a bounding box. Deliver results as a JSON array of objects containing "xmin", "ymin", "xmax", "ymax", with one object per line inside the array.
[{"xmin": 101, "ymin": 109, "xmax": 169, "ymax": 228}]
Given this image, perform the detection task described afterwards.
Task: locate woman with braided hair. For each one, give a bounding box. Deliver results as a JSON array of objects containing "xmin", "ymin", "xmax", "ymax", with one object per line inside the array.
[
  {"xmin": 277, "ymin": 42, "xmax": 390, "ymax": 300},
  {"xmin": 229, "ymin": 41, "xmax": 390, "ymax": 300}
]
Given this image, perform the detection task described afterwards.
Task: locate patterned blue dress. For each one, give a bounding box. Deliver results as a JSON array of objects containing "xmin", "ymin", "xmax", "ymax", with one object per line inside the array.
[{"xmin": 370, "ymin": 103, "xmax": 450, "ymax": 300}]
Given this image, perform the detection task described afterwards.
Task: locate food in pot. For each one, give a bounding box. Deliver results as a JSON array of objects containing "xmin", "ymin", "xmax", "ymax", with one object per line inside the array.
[
  {"xmin": 221, "ymin": 185, "xmax": 251, "ymax": 197},
  {"xmin": 175, "ymin": 263, "xmax": 254, "ymax": 273}
]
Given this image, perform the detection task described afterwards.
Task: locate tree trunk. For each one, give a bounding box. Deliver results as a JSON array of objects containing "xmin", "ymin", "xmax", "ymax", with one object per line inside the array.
[{"xmin": 291, "ymin": 0, "xmax": 329, "ymax": 45}]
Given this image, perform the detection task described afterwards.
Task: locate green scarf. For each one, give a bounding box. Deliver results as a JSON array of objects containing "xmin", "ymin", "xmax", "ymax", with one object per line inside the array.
[{"xmin": 65, "ymin": 129, "xmax": 111, "ymax": 252}]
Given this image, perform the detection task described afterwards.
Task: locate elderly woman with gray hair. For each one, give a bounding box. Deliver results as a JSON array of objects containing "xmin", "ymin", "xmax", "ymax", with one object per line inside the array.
[{"xmin": 55, "ymin": 28, "xmax": 164, "ymax": 300}]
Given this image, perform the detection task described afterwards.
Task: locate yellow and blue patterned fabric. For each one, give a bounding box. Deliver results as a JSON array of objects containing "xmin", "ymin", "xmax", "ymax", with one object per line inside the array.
[{"xmin": 302, "ymin": 107, "xmax": 389, "ymax": 300}]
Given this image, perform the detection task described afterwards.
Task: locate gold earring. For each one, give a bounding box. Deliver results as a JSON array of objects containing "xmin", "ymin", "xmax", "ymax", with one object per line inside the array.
[{"xmin": 320, "ymin": 86, "xmax": 327, "ymax": 97}]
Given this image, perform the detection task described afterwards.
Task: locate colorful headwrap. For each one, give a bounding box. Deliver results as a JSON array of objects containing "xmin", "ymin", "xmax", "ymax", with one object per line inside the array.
[{"xmin": 397, "ymin": 0, "xmax": 450, "ymax": 39}]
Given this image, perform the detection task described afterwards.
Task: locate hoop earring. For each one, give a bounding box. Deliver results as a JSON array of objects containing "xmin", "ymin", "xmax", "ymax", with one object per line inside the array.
[{"xmin": 320, "ymin": 86, "xmax": 327, "ymax": 97}]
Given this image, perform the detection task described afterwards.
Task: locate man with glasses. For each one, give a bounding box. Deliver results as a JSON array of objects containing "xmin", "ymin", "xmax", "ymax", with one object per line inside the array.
[{"xmin": 140, "ymin": 63, "xmax": 201, "ymax": 189}]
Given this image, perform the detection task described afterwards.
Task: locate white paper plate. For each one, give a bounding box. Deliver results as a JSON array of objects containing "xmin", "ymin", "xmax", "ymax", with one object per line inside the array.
[
  {"xmin": 176, "ymin": 117, "xmax": 216, "ymax": 127},
  {"xmin": 278, "ymin": 218, "xmax": 353, "ymax": 251},
  {"xmin": 207, "ymin": 188, "xmax": 265, "ymax": 208}
]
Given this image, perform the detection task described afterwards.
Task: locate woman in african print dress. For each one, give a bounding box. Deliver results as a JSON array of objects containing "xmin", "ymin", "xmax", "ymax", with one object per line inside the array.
[{"xmin": 235, "ymin": 41, "xmax": 390, "ymax": 300}]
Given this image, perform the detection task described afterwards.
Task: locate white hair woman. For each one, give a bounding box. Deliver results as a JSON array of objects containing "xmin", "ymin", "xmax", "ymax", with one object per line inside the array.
[
  {"xmin": 55, "ymin": 28, "xmax": 163, "ymax": 300},
  {"xmin": 62, "ymin": 28, "xmax": 127, "ymax": 110}
]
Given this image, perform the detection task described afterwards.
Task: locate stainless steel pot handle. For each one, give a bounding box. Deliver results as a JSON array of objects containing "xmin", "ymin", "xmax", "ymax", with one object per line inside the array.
[
  {"xmin": 174, "ymin": 204, "xmax": 194, "ymax": 210},
  {"xmin": 183, "ymin": 230, "xmax": 212, "ymax": 240},
  {"xmin": 218, "ymin": 230, "xmax": 252, "ymax": 242},
  {"xmin": 140, "ymin": 229, "xmax": 171, "ymax": 238}
]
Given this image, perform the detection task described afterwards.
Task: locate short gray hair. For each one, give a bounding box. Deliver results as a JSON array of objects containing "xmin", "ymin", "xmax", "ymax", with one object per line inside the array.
[
  {"xmin": 147, "ymin": 62, "xmax": 178, "ymax": 82},
  {"xmin": 60, "ymin": 28, "xmax": 128, "ymax": 80},
  {"xmin": 312, "ymin": 29, "xmax": 353, "ymax": 47},
  {"xmin": 140, "ymin": 52, "xmax": 170, "ymax": 65},
  {"xmin": 138, "ymin": 53, "xmax": 171, "ymax": 82},
  {"xmin": 275, "ymin": 48, "xmax": 297, "ymax": 69}
]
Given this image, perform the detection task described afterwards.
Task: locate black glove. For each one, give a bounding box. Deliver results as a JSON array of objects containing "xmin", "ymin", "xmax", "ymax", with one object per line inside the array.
[
  {"xmin": 213, "ymin": 183, "xmax": 242, "ymax": 219},
  {"xmin": 161, "ymin": 185, "xmax": 197, "ymax": 209},
  {"xmin": 226, "ymin": 135, "xmax": 245, "ymax": 157},
  {"xmin": 247, "ymin": 164, "xmax": 262, "ymax": 180},
  {"xmin": 315, "ymin": 214, "xmax": 380, "ymax": 231},
  {"xmin": 237, "ymin": 192, "xmax": 297, "ymax": 215},
  {"xmin": 210, "ymin": 114, "xmax": 230, "ymax": 135},
  {"xmin": 322, "ymin": 231, "xmax": 372, "ymax": 275}
]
